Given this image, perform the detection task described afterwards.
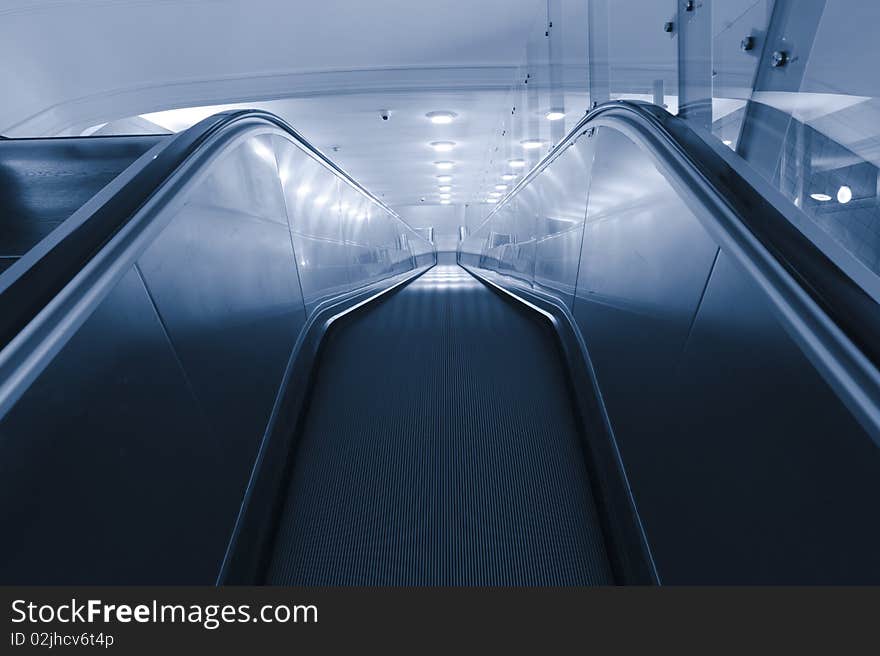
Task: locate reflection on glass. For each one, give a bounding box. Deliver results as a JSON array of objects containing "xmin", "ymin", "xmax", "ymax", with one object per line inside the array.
[
  {"xmin": 709, "ymin": 0, "xmax": 880, "ymax": 287},
  {"xmin": 271, "ymin": 133, "xmax": 431, "ymax": 311}
]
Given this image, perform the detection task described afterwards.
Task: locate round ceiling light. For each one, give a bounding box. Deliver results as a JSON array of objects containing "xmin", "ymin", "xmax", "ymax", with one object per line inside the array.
[
  {"xmin": 501, "ymin": 173, "xmax": 517, "ymax": 181},
  {"xmin": 508, "ymin": 159, "xmax": 526, "ymax": 168},
  {"xmin": 521, "ymin": 139, "xmax": 544, "ymax": 150},
  {"xmin": 434, "ymin": 161, "xmax": 454, "ymax": 170},
  {"xmin": 837, "ymin": 185, "xmax": 853, "ymax": 204},
  {"xmin": 430, "ymin": 141, "xmax": 456, "ymax": 152},
  {"xmin": 426, "ymin": 111, "xmax": 457, "ymax": 125},
  {"xmin": 810, "ymin": 193, "xmax": 832, "ymax": 202},
  {"xmin": 545, "ymin": 110, "xmax": 566, "ymax": 121},
  {"xmin": 438, "ymin": 185, "xmax": 452, "ymax": 192},
  {"xmin": 436, "ymin": 175, "xmax": 452, "ymax": 183}
]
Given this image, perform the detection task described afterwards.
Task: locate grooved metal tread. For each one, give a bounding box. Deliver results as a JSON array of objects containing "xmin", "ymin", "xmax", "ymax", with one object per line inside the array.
[{"xmin": 266, "ymin": 265, "xmax": 613, "ymax": 585}]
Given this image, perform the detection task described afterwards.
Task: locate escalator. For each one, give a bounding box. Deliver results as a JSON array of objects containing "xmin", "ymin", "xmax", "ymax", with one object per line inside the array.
[
  {"xmin": 265, "ymin": 264, "xmax": 613, "ymax": 585},
  {"xmin": 1, "ymin": 103, "xmax": 879, "ymax": 585}
]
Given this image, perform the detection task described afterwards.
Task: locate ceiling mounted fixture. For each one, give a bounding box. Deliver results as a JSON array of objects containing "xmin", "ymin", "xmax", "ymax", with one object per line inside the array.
[
  {"xmin": 488, "ymin": 191, "xmax": 502, "ymax": 198},
  {"xmin": 430, "ymin": 141, "xmax": 456, "ymax": 152},
  {"xmin": 545, "ymin": 110, "xmax": 566, "ymax": 121},
  {"xmin": 501, "ymin": 173, "xmax": 517, "ymax": 181},
  {"xmin": 439, "ymin": 193, "xmax": 451, "ymax": 199},
  {"xmin": 434, "ymin": 161, "xmax": 454, "ymax": 170},
  {"xmin": 486, "ymin": 198, "xmax": 498, "ymax": 204},
  {"xmin": 521, "ymin": 139, "xmax": 544, "ymax": 150},
  {"xmin": 440, "ymin": 199, "xmax": 451, "ymax": 205},
  {"xmin": 436, "ymin": 175, "xmax": 452, "ymax": 183},
  {"xmin": 837, "ymin": 185, "xmax": 853, "ymax": 204},
  {"xmin": 495, "ymin": 184, "xmax": 508, "ymax": 191},
  {"xmin": 438, "ymin": 185, "xmax": 452, "ymax": 192},
  {"xmin": 810, "ymin": 193, "xmax": 832, "ymax": 202},
  {"xmin": 508, "ymin": 159, "xmax": 526, "ymax": 168},
  {"xmin": 426, "ymin": 111, "xmax": 457, "ymax": 125}
]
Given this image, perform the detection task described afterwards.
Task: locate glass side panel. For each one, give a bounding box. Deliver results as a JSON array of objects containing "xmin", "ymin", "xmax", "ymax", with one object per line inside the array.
[
  {"xmin": 533, "ymin": 133, "xmax": 595, "ymax": 309},
  {"xmin": 710, "ymin": 0, "xmax": 775, "ymax": 149}
]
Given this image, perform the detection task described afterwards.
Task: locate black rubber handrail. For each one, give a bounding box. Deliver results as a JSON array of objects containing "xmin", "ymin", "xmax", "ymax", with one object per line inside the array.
[
  {"xmin": 0, "ymin": 110, "xmax": 425, "ymax": 353},
  {"xmin": 474, "ymin": 99, "xmax": 880, "ymax": 376}
]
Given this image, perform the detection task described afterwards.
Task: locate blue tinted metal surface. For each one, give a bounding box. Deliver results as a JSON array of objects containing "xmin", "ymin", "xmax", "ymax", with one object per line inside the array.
[
  {"xmin": 661, "ymin": 252, "xmax": 880, "ymax": 583},
  {"xmin": 0, "ymin": 269, "xmax": 221, "ymax": 583},
  {"xmin": 573, "ymin": 127, "xmax": 719, "ymax": 479}
]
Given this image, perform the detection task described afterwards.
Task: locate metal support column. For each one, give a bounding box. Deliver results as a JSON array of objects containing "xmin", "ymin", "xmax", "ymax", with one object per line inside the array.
[
  {"xmin": 676, "ymin": 0, "xmax": 713, "ymax": 128},
  {"xmin": 587, "ymin": 0, "xmax": 610, "ymax": 107}
]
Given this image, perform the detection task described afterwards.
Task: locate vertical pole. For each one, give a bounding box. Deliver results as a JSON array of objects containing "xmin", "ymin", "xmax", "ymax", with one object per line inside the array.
[
  {"xmin": 587, "ymin": 0, "xmax": 610, "ymax": 107},
  {"xmin": 652, "ymin": 79, "xmax": 665, "ymax": 107},
  {"xmin": 676, "ymin": 0, "xmax": 713, "ymax": 128},
  {"xmin": 735, "ymin": 0, "xmax": 827, "ymax": 182},
  {"xmin": 547, "ymin": 0, "xmax": 566, "ymax": 144}
]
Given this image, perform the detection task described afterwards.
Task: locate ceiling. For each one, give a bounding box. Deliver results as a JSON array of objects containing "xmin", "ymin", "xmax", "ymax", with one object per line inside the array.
[
  {"xmin": 0, "ymin": 0, "xmax": 545, "ymax": 136},
  {"xmin": 0, "ymin": 0, "xmax": 549, "ymax": 233},
  {"xmin": 112, "ymin": 90, "xmax": 527, "ymax": 210}
]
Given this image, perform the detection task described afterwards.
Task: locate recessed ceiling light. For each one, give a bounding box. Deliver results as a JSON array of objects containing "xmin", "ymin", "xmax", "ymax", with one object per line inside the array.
[
  {"xmin": 546, "ymin": 110, "xmax": 566, "ymax": 121},
  {"xmin": 508, "ymin": 159, "xmax": 526, "ymax": 168},
  {"xmin": 486, "ymin": 198, "xmax": 498, "ymax": 204},
  {"xmin": 495, "ymin": 184, "xmax": 508, "ymax": 191},
  {"xmin": 521, "ymin": 139, "xmax": 544, "ymax": 150},
  {"xmin": 430, "ymin": 141, "xmax": 456, "ymax": 152},
  {"xmin": 439, "ymin": 193, "xmax": 451, "ymax": 199},
  {"xmin": 722, "ymin": 139, "xmax": 733, "ymax": 146},
  {"xmin": 434, "ymin": 161, "xmax": 454, "ymax": 170},
  {"xmin": 501, "ymin": 173, "xmax": 517, "ymax": 181},
  {"xmin": 810, "ymin": 193, "xmax": 832, "ymax": 202},
  {"xmin": 426, "ymin": 111, "xmax": 457, "ymax": 125},
  {"xmin": 488, "ymin": 191, "xmax": 502, "ymax": 198},
  {"xmin": 438, "ymin": 185, "xmax": 452, "ymax": 192},
  {"xmin": 837, "ymin": 185, "xmax": 853, "ymax": 204},
  {"xmin": 436, "ymin": 175, "xmax": 452, "ymax": 183},
  {"xmin": 440, "ymin": 199, "xmax": 451, "ymax": 205}
]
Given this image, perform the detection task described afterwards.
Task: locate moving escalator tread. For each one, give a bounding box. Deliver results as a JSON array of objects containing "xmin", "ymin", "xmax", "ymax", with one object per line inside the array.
[{"xmin": 265, "ymin": 265, "xmax": 613, "ymax": 585}]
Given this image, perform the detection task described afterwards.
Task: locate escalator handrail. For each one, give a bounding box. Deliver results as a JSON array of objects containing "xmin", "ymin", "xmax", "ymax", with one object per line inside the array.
[
  {"xmin": 0, "ymin": 109, "xmax": 432, "ymax": 354},
  {"xmin": 470, "ymin": 100, "xmax": 880, "ymax": 406}
]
